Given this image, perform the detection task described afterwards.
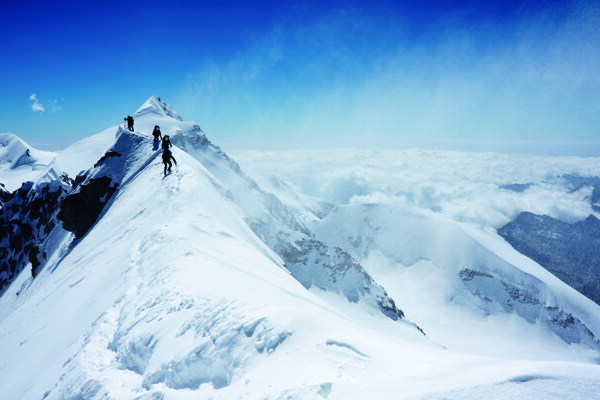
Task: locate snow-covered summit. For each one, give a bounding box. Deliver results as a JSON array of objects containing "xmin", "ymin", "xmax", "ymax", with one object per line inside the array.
[
  {"xmin": 0, "ymin": 133, "xmax": 56, "ymax": 192},
  {"xmin": 135, "ymin": 96, "xmax": 183, "ymax": 121}
]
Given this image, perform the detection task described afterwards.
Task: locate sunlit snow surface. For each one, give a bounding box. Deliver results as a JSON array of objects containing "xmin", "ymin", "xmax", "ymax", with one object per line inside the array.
[{"xmin": 1, "ymin": 100, "xmax": 600, "ymax": 399}]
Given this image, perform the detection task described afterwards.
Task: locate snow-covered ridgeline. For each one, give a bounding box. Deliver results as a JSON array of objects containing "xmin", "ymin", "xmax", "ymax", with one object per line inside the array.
[
  {"xmin": 2, "ymin": 97, "xmax": 600, "ymax": 399},
  {"xmin": 0, "ymin": 127, "xmax": 298, "ymax": 398},
  {"xmin": 0, "ymin": 98, "xmax": 422, "ymax": 399}
]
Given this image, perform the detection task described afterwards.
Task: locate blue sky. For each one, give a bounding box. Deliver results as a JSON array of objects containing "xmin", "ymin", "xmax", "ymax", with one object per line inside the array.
[{"xmin": 2, "ymin": 0, "xmax": 599, "ymax": 155}]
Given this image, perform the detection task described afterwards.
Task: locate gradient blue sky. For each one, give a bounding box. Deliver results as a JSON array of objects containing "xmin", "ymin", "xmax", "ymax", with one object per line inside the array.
[{"xmin": 2, "ymin": 0, "xmax": 599, "ymax": 154}]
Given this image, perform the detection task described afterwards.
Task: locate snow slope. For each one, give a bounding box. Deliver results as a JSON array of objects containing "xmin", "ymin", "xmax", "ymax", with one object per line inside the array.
[
  {"xmin": 1, "ymin": 98, "xmax": 600, "ymax": 399},
  {"xmin": 313, "ymin": 202, "xmax": 600, "ymax": 362}
]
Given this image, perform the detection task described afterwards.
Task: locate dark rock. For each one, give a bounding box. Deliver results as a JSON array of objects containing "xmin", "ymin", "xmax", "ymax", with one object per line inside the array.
[
  {"xmin": 29, "ymin": 245, "xmax": 41, "ymax": 277},
  {"xmin": 94, "ymin": 151, "xmax": 122, "ymax": 168},
  {"xmin": 0, "ymin": 181, "xmax": 67, "ymax": 295},
  {"xmin": 0, "ymin": 184, "xmax": 12, "ymax": 205},
  {"xmin": 498, "ymin": 212, "xmax": 600, "ymax": 306},
  {"xmin": 58, "ymin": 177, "xmax": 118, "ymax": 238}
]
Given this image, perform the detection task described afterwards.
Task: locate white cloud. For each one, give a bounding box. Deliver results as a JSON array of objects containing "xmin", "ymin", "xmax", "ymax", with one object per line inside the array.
[
  {"xmin": 29, "ymin": 94, "xmax": 62, "ymax": 113},
  {"xmin": 231, "ymin": 148, "xmax": 600, "ymax": 229},
  {"xmin": 29, "ymin": 93, "xmax": 45, "ymax": 112}
]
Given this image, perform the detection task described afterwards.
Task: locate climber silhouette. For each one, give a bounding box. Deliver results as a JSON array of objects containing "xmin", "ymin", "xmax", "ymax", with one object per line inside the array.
[
  {"xmin": 162, "ymin": 148, "xmax": 177, "ymax": 175},
  {"xmin": 125, "ymin": 115, "xmax": 134, "ymax": 132},
  {"xmin": 152, "ymin": 125, "xmax": 162, "ymax": 150},
  {"xmin": 161, "ymin": 135, "xmax": 177, "ymax": 175}
]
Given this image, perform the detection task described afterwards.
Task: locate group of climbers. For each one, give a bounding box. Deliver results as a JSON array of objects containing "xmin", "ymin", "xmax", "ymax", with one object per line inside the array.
[{"xmin": 123, "ymin": 116, "xmax": 177, "ymax": 175}]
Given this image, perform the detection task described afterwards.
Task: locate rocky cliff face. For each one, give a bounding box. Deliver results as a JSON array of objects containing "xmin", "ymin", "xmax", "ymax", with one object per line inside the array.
[
  {"xmin": 0, "ymin": 180, "xmax": 69, "ymax": 293},
  {"xmin": 57, "ymin": 129, "xmax": 152, "ymax": 239},
  {"xmin": 276, "ymin": 237, "xmax": 406, "ymax": 321},
  {"xmin": 498, "ymin": 212, "xmax": 600, "ymax": 306}
]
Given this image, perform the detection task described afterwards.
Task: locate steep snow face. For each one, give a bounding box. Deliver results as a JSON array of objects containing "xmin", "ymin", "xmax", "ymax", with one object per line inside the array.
[
  {"xmin": 0, "ymin": 131, "xmax": 274, "ymax": 398},
  {"xmin": 314, "ymin": 202, "xmax": 600, "ymax": 361},
  {"xmin": 0, "ymin": 133, "xmax": 57, "ymax": 192},
  {"xmin": 168, "ymin": 125, "xmax": 408, "ymax": 322}
]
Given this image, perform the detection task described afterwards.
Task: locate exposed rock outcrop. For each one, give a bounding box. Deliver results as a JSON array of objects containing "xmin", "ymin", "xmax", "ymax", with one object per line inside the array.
[
  {"xmin": 0, "ymin": 180, "xmax": 68, "ymax": 293},
  {"xmin": 57, "ymin": 176, "xmax": 118, "ymax": 238}
]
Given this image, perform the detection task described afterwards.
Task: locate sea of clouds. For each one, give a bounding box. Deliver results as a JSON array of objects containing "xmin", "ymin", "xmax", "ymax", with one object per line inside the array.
[{"xmin": 231, "ymin": 148, "xmax": 600, "ymax": 228}]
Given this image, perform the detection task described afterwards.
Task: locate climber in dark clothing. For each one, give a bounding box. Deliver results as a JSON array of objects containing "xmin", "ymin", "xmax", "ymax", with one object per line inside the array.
[
  {"xmin": 152, "ymin": 125, "xmax": 162, "ymax": 141},
  {"xmin": 161, "ymin": 135, "xmax": 172, "ymax": 151},
  {"xmin": 125, "ymin": 115, "xmax": 134, "ymax": 131},
  {"xmin": 152, "ymin": 126, "xmax": 162, "ymax": 150},
  {"xmin": 162, "ymin": 148, "xmax": 177, "ymax": 175},
  {"xmin": 161, "ymin": 135, "xmax": 176, "ymax": 175}
]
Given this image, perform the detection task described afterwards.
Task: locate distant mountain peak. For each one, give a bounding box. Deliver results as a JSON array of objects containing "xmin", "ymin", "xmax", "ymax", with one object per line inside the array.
[
  {"xmin": 0, "ymin": 132, "xmax": 57, "ymax": 191},
  {"xmin": 134, "ymin": 96, "xmax": 182, "ymax": 121},
  {"xmin": 1, "ymin": 133, "xmax": 34, "ymax": 165}
]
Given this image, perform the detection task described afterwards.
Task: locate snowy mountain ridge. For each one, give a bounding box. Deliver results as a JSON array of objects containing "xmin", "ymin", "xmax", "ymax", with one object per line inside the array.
[{"xmin": 1, "ymin": 97, "xmax": 600, "ymax": 399}]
